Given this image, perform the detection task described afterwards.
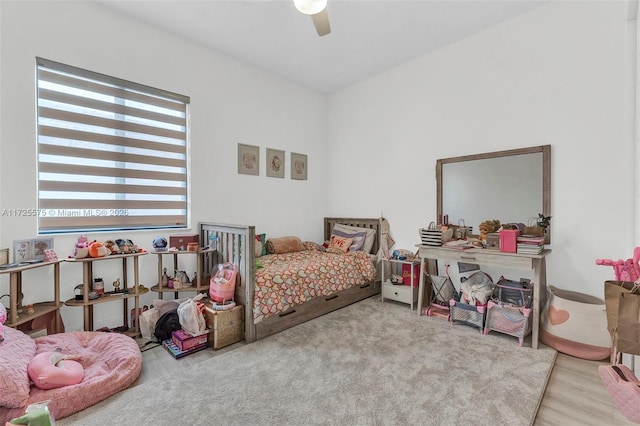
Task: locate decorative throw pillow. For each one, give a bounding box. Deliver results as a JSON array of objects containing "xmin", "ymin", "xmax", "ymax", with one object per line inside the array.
[
  {"xmin": 331, "ymin": 229, "xmax": 367, "ymax": 252},
  {"xmin": 0, "ymin": 327, "xmax": 37, "ymax": 408},
  {"xmin": 332, "ymin": 223, "xmax": 377, "ymax": 254},
  {"xmin": 255, "ymin": 233, "xmax": 267, "ymax": 257},
  {"xmin": 266, "ymin": 236, "xmax": 306, "ymax": 254},
  {"xmin": 329, "ymin": 235, "xmax": 354, "ymax": 253}
]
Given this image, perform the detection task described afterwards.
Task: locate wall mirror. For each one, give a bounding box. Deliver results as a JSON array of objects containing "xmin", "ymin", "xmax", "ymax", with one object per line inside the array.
[{"xmin": 436, "ymin": 145, "xmax": 551, "ymax": 244}]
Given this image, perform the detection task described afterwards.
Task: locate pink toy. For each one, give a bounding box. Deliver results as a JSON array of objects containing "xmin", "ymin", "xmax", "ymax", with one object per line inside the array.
[
  {"xmin": 209, "ymin": 263, "xmax": 238, "ymax": 303},
  {"xmin": 71, "ymin": 235, "xmax": 89, "ymax": 259},
  {"xmin": 27, "ymin": 351, "xmax": 84, "ymax": 390},
  {"xmin": 596, "ymin": 247, "xmax": 640, "ymax": 282},
  {"xmin": 599, "ymin": 364, "xmax": 640, "ymax": 423}
]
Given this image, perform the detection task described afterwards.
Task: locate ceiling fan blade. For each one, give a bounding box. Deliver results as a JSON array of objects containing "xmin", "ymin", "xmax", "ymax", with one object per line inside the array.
[{"xmin": 311, "ymin": 8, "xmax": 331, "ymax": 36}]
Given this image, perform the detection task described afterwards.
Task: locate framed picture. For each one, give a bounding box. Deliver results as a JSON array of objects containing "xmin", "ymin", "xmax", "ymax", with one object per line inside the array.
[
  {"xmin": 291, "ymin": 152, "xmax": 308, "ymax": 180},
  {"xmin": 13, "ymin": 239, "xmax": 33, "ymax": 263},
  {"xmin": 237, "ymin": 143, "xmax": 260, "ymax": 176},
  {"xmin": 32, "ymin": 238, "xmax": 54, "ymax": 260},
  {"xmin": 266, "ymin": 148, "xmax": 285, "ymax": 178}
]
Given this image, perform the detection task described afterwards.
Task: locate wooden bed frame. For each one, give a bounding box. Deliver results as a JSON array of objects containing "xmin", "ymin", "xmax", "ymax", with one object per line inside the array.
[{"xmin": 200, "ymin": 217, "xmax": 382, "ymax": 343}]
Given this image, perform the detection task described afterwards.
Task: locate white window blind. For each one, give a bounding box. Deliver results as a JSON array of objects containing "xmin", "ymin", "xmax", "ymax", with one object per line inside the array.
[{"xmin": 36, "ymin": 58, "xmax": 190, "ymax": 234}]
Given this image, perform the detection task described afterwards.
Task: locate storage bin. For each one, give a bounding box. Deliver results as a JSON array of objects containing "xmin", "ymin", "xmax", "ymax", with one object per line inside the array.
[
  {"xmin": 203, "ymin": 303, "xmax": 245, "ymax": 349},
  {"xmin": 540, "ymin": 285, "xmax": 610, "ymax": 360},
  {"xmin": 402, "ymin": 263, "xmax": 419, "ymax": 287}
]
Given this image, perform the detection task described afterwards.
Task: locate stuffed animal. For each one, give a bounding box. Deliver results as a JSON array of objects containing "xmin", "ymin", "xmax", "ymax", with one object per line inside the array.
[
  {"xmin": 104, "ymin": 240, "xmax": 120, "ymax": 255},
  {"xmin": 478, "ymin": 219, "xmax": 501, "ymax": 241},
  {"xmin": 72, "ymin": 235, "xmax": 89, "ymax": 259},
  {"xmin": 88, "ymin": 241, "xmax": 110, "ymax": 258}
]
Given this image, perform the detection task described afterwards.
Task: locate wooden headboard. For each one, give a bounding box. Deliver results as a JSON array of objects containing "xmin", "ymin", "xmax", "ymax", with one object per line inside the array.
[{"xmin": 324, "ymin": 217, "xmax": 382, "ymax": 255}]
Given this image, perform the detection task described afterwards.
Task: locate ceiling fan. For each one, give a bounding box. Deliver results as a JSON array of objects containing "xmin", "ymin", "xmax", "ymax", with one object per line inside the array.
[{"xmin": 294, "ymin": 0, "xmax": 331, "ymax": 36}]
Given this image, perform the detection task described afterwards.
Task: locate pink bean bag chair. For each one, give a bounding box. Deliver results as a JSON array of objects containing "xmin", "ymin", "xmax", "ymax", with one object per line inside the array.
[{"xmin": 0, "ymin": 326, "xmax": 142, "ymax": 423}]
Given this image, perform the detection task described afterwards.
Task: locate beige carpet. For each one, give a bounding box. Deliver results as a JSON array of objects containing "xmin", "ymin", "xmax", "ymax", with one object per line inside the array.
[{"xmin": 58, "ymin": 297, "xmax": 556, "ymax": 425}]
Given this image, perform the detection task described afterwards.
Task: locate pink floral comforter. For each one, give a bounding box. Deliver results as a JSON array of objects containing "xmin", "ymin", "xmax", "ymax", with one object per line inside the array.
[{"xmin": 253, "ymin": 249, "xmax": 376, "ymax": 323}]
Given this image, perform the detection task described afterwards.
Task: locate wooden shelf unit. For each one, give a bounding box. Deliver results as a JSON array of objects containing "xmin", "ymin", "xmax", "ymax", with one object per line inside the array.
[
  {"xmin": 1, "ymin": 260, "xmax": 62, "ymax": 332},
  {"xmin": 151, "ymin": 248, "xmax": 215, "ymax": 298},
  {"xmin": 64, "ymin": 252, "xmax": 147, "ymax": 335}
]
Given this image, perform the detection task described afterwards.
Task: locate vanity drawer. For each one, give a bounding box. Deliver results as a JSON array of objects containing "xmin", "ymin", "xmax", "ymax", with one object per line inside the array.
[
  {"xmin": 383, "ymin": 282, "xmax": 418, "ymax": 305},
  {"xmin": 418, "ymin": 247, "xmax": 534, "ymax": 269}
]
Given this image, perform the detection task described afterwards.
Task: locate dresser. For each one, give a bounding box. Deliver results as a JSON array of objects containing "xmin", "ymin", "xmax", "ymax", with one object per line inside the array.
[{"xmin": 416, "ymin": 246, "xmax": 551, "ymax": 349}]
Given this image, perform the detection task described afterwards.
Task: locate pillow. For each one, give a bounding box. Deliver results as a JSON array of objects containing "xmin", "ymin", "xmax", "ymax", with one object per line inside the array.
[
  {"xmin": 28, "ymin": 351, "xmax": 84, "ymax": 390},
  {"xmin": 0, "ymin": 326, "xmax": 37, "ymax": 408},
  {"xmin": 329, "ymin": 235, "xmax": 354, "ymax": 253},
  {"xmin": 331, "ymin": 229, "xmax": 367, "ymax": 252},
  {"xmin": 332, "ymin": 223, "xmax": 377, "ymax": 254},
  {"xmin": 255, "ymin": 233, "xmax": 267, "ymax": 257},
  {"xmin": 266, "ymin": 236, "xmax": 306, "ymax": 254}
]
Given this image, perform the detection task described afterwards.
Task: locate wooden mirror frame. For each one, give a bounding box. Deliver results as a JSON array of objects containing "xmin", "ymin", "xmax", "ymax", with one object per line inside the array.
[{"xmin": 436, "ymin": 145, "xmax": 551, "ymax": 244}]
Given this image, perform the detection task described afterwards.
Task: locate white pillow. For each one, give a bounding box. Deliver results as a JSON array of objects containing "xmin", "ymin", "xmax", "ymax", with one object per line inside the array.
[{"xmin": 332, "ymin": 223, "xmax": 377, "ymax": 254}]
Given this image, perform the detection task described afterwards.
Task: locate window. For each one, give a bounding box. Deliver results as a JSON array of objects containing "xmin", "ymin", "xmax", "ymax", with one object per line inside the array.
[{"xmin": 36, "ymin": 58, "xmax": 190, "ymax": 234}]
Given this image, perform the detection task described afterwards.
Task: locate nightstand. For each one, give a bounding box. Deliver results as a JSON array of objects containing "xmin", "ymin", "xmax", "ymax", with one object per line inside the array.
[{"xmin": 381, "ymin": 258, "xmax": 420, "ymax": 311}]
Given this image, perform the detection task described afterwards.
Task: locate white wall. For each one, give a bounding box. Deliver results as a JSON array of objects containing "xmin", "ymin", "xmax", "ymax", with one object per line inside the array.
[
  {"xmin": 0, "ymin": 1, "xmax": 328, "ymax": 331},
  {"xmin": 328, "ymin": 1, "xmax": 633, "ymax": 297}
]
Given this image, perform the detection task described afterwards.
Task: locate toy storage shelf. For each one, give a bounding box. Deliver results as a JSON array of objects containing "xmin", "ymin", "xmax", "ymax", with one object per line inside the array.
[
  {"xmin": 64, "ymin": 252, "xmax": 146, "ymax": 337},
  {"xmin": 151, "ymin": 248, "xmax": 215, "ymax": 298},
  {"xmin": 1, "ymin": 260, "xmax": 63, "ymax": 332},
  {"xmin": 415, "ymin": 245, "xmax": 550, "ymax": 349}
]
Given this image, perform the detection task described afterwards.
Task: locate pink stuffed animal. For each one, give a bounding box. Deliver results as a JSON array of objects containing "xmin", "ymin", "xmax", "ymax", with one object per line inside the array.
[{"xmin": 72, "ymin": 235, "xmax": 89, "ymax": 258}]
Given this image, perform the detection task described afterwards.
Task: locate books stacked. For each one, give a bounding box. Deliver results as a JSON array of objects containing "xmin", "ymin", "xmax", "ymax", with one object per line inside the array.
[{"xmin": 516, "ymin": 235, "xmax": 544, "ymax": 254}]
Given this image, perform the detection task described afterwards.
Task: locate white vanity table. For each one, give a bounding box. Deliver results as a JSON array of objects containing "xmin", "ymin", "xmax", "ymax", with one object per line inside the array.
[{"xmin": 416, "ymin": 245, "xmax": 551, "ymax": 349}]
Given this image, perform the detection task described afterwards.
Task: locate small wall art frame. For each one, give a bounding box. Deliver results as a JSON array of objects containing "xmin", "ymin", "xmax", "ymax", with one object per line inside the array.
[
  {"xmin": 266, "ymin": 148, "xmax": 285, "ymax": 178},
  {"xmin": 13, "ymin": 239, "xmax": 33, "ymax": 263},
  {"xmin": 237, "ymin": 143, "xmax": 260, "ymax": 176},
  {"xmin": 291, "ymin": 152, "xmax": 308, "ymax": 180},
  {"xmin": 32, "ymin": 238, "xmax": 54, "ymax": 260}
]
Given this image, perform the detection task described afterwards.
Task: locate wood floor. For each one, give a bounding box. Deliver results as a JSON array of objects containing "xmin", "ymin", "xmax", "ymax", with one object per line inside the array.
[
  {"xmin": 136, "ymin": 339, "xmax": 634, "ymax": 425},
  {"xmin": 535, "ymin": 353, "xmax": 634, "ymax": 425}
]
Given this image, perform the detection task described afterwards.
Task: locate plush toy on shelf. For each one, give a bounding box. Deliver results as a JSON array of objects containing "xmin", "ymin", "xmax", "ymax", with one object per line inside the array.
[
  {"xmin": 72, "ymin": 235, "xmax": 89, "ymax": 259},
  {"xmin": 88, "ymin": 241, "xmax": 109, "ymax": 258}
]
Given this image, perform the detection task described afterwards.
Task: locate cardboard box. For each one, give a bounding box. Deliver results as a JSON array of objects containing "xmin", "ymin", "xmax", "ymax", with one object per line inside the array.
[
  {"xmin": 169, "ymin": 234, "xmax": 199, "ymax": 251},
  {"xmin": 402, "ymin": 263, "xmax": 420, "ymax": 287},
  {"xmin": 203, "ymin": 303, "xmax": 244, "ymax": 349},
  {"xmin": 499, "ymin": 230, "xmax": 518, "ymax": 253},
  {"xmin": 171, "ymin": 329, "xmax": 209, "ymax": 351}
]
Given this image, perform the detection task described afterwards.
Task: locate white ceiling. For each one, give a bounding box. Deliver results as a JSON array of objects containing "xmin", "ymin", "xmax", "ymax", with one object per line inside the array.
[{"xmin": 97, "ymin": 0, "xmax": 547, "ymax": 93}]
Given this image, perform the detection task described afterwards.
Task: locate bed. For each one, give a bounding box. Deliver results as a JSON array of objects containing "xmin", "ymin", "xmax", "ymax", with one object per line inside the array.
[{"xmin": 200, "ymin": 217, "xmax": 382, "ymax": 342}]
